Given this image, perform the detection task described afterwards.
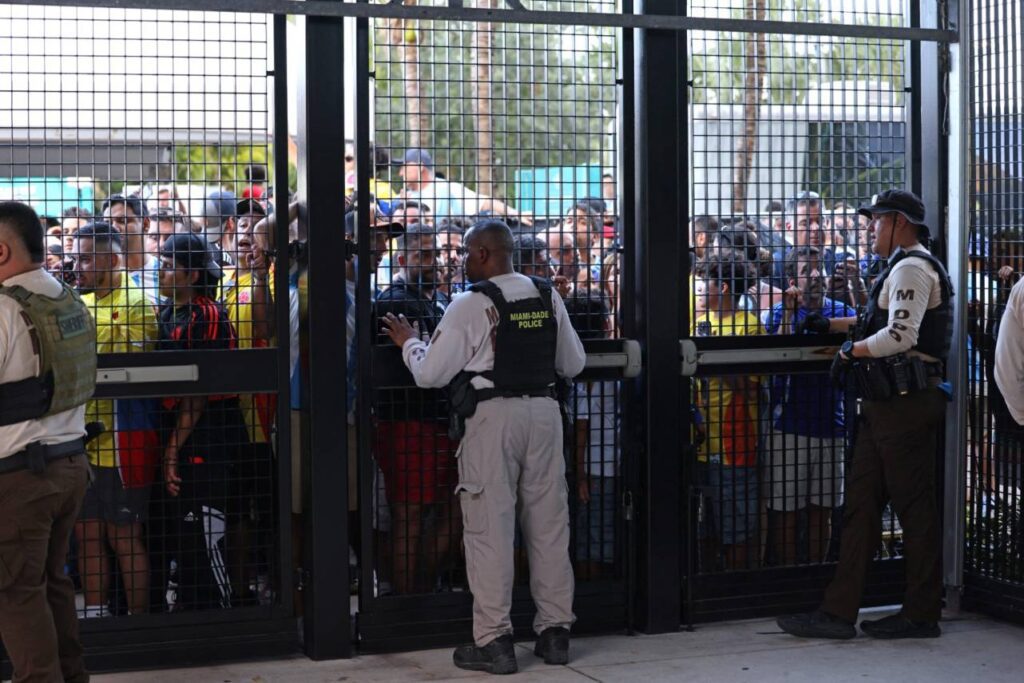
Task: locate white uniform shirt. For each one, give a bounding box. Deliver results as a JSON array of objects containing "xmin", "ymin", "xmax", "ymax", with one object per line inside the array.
[
  {"xmin": 864, "ymin": 243, "xmax": 945, "ymax": 360},
  {"xmin": 0, "ymin": 268, "xmax": 87, "ymax": 459},
  {"xmin": 402, "ymin": 272, "xmax": 586, "ymax": 389},
  {"xmin": 995, "ymin": 277, "xmax": 1024, "ymax": 426}
]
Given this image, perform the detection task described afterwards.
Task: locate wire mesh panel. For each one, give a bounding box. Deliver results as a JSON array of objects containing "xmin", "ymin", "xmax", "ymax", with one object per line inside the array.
[
  {"xmin": 0, "ymin": 4, "xmax": 290, "ymax": 653},
  {"xmin": 360, "ymin": 1, "xmax": 625, "ymax": 633},
  {"xmin": 687, "ymin": 0, "xmax": 906, "ymax": 334},
  {"xmin": 683, "ymin": 0, "xmax": 912, "ymax": 616},
  {"xmin": 74, "ymin": 392, "xmax": 277, "ymax": 616},
  {"xmin": 964, "ymin": 0, "xmax": 1024, "ymax": 617}
]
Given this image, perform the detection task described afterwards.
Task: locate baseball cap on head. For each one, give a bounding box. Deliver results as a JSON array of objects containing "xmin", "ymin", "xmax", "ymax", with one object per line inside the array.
[
  {"xmin": 236, "ymin": 198, "xmax": 267, "ymax": 218},
  {"xmin": 345, "ymin": 209, "xmax": 405, "ymax": 238},
  {"xmin": 161, "ymin": 233, "xmax": 223, "ymax": 282},
  {"xmin": 202, "ymin": 190, "xmax": 238, "ymax": 226},
  {"xmin": 396, "ymin": 148, "xmax": 434, "ymax": 169},
  {"xmin": 858, "ymin": 189, "xmax": 928, "ymax": 233},
  {"xmin": 102, "ymin": 193, "xmax": 149, "ymax": 219}
]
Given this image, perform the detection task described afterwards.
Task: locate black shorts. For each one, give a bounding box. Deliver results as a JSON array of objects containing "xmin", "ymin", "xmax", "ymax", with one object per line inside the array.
[{"xmin": 79, "ymin": 465, "xmax": 150, "ymax": 525}]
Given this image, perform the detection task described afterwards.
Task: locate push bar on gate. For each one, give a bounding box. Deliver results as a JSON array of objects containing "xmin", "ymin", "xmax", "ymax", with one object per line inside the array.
[
  {"xmin": 679, "ymin": 339, "xmax": 838, "ymax": 377},
  {"xmin": 585, "ymin": 339, "xmax": 642, "ymax": 378}
]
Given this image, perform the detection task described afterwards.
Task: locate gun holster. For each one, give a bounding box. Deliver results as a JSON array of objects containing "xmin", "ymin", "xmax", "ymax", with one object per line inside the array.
[{"xmin": 447, "ymin": 371, "xmax": 479, "ymax": 441}]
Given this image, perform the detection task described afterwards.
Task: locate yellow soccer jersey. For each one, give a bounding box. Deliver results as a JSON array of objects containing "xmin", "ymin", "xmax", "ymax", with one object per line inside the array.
[
  {"xmin": 222, "ymin": 267, "xmax": 276, "ymax": 444},
  {"xmin": 695, "ymin": 310, "xmax": 761, "ymax": 467},
  {"xmin": 81, "ymin": 279, "xmax": 158, "ymax": 467},
  {"xmin": 221, "ymin": 268, "xmax": 276, "ymax": 351}
]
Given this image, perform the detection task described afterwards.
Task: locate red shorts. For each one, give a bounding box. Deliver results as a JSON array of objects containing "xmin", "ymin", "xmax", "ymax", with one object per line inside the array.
[{"xmin": 374, "ymin": 420, "xmax": 457, "ymax": 504}]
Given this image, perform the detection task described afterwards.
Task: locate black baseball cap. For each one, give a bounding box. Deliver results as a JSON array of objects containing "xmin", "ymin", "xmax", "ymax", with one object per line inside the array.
[
  {"xmin": 344, "ymin": 210, "xmax": 405, "ymax": 238},
  {"xmin": 236, "ymin": 198, "xmax": 267, "ymax": 218},
  {"xmin": 858, "ymin": 189, "xmax": 928, "ymax": 232},
  {"xmin": 161, "ymin": 233, "xmax": 223, "ymax": 281},
  {"xmin": 102, "ymin": 193, "xmax": 149, "ymax": 219}
]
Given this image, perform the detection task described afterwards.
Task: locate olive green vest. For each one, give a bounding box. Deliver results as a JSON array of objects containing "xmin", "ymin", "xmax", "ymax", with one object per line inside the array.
[{"xmin": 0, "ymin": 280, "xmax": 97, "ymax": 426}]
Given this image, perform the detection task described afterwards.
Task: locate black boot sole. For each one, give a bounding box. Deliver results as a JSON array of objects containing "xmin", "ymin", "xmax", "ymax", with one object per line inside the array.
[
  {"xmin": 777, "ymin": 618, "xmax": 855, "ymax": 640},
  {"xmin": 534, "ymin": 643, "xmax": 569, "ymax": 665},
  {"xmin": 861, "ymin": 625, "xmax": 941, "ymax": 639},
  {"xmin": 453, "ymin": 657, "xmax": 519, "ymax": 675}
]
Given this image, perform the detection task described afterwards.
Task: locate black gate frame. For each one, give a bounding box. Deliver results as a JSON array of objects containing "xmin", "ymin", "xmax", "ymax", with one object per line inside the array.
[{"xmin": 6, "ymin": 0, "xmax": 964, "ymax": 667}]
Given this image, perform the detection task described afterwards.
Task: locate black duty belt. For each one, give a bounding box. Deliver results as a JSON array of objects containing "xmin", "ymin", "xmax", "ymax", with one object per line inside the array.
[
  {"xmin": 476, "ymin": 386, "xmax": 558, "ymax": 403},
  {"xmin": 0, "ymin": 438, "xmax": 86, "ymax": 476}
]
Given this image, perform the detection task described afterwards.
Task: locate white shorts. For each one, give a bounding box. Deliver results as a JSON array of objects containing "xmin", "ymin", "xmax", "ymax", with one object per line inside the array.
[{"xmin": 764, "ymin": 430, "xmax": 844, "ymax": 511}]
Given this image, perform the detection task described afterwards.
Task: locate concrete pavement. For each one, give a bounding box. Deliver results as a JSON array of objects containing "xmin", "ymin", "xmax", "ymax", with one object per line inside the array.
[{"xmin": 96, "ymin": 607, "xmax": 1023, "ymax": 682}]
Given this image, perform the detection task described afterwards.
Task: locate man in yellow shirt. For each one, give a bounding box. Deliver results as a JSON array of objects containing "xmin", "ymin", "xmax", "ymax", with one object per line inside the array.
[
  {"xmin": 692, "ymin": 251, "xmax": 761, "ymax": 571},
  {"xmin": 221, "ymin": 198, "xmax": 275, "ymax": 443},
  {"xmin": 72, "ymin": 221, "xmax": 159, "ymax": 617}
]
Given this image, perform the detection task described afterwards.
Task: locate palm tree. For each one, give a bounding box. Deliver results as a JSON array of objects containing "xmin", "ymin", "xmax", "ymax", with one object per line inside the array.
[{"xmin": 732, "ymin": 0, "xmax": 767, "ymax": 214}]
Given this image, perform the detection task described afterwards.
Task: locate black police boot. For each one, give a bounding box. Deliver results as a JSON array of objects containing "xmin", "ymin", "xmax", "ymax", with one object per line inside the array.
[
  {"xmin": 776, "ymin": 610, "xmax": 856, "ymax": 640},
  {"xmin": 860, "ymin": 613, "xmax": 941, "ymax": 639},
  {"xmin": 452, "ymin": 634, "xmax": 518, "ymax": 675},
  {"xmin": 534, "ymin": 626, "xmax": 570, "ymax": 665}
]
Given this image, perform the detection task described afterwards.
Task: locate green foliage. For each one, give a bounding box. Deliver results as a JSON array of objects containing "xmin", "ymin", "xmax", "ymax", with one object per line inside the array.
[
  {"xmin": 171, "ymin": 144, "xmax": 295, "ymax": 194},
  {"xmin": 373, "ymin": 17, "xmax": 617, "ymax": 200},
  {"xmin": 690, "ymin": 0, "xmax": 906, "ymax": 106}
]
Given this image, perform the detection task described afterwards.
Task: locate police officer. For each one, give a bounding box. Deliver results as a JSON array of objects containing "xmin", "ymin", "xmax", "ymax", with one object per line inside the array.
[
  {"xmin": 778, "ymin": 189, "xmax": 953, "ymax": 640},
  {"xmin": 382, "ymin": 219, "xmax": 585, "ymax": 674},
  {"xmin": 0, "ymin": 201, "xmax": 97, "ymax": 682}
]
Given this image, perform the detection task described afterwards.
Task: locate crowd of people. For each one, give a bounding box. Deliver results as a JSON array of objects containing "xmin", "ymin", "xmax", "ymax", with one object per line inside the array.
[
  {"xmin": 29, "ymin": 136, "xmax": 937, "ymax": 619},
  {"xmin": 33, "ymin": 188, "xmax": 282, "ymax": 618},
  {"xmin": 689, "ymin": 190, "xmax": 892, "ymax": 571}
]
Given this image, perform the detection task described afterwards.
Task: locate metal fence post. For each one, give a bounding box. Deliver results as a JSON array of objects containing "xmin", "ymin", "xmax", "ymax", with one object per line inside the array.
[
  {"xmin": 943, "ymin": 0, "xmax": 968, "ymax": 611},
  {"xmin": 633, "ymin": 0, "xmax": 686, "ymax": 634},
  {"xmin": 297, "ymin": 12, "xmax": 353, "ymax": 659}
]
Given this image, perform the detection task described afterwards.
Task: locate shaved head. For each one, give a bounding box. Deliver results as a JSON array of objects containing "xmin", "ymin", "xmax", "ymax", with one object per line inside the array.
[
  {"xmin": 466, "ymin": 219, "xmax": 515, "ymax": 255},
  {"xmin": 463, "ymin": 219, "xmax": 515, "ymax": 282}
]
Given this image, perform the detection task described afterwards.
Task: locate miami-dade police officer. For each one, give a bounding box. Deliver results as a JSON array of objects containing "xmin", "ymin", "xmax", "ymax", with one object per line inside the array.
[
  {"xmin": 0, "ymin": 201, "xmax": 97, "ymax": 682},
  {"xmin": 383, "ymin": 219, "xmax": 585, "ymax": 675},
  {"xmin": 778, "ymin": 189, "xmax": 953, "ymax": 640}
]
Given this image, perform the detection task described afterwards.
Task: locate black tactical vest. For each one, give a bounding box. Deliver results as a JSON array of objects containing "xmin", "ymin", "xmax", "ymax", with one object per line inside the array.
[
  {"xmin": 859, "ymin": 248, "xmax": 954, "ymax": 361},
  {"xmin": 469, "ymin": 276, "xmax": 558, "ymax": 396}
]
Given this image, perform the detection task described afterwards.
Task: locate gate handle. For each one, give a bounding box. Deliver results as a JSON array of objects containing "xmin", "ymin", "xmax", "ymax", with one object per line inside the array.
[
  {"xmin": 96, "ymin": 365, "xmax": 199, "ymax": 384},
  {"xmin": 585, "ymin": 339, "xmax": 642, "ymax": 378}
]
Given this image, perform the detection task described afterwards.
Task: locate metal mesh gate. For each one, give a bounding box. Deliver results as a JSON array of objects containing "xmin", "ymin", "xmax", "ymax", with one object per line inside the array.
[
  {"xmin": 681, "ymin": 0, "xmax": 917, "ymax": 621},
  {"xmin": 356, "ymin": 2, "xmax": 633, "ymax": 650},
  {"xmin": 963, "ymin": 0, "xmax": 1024, "ymax": 622},
  {"xmin": 0, "ymin": 3, "xmax": 297, "ymax": 673}
]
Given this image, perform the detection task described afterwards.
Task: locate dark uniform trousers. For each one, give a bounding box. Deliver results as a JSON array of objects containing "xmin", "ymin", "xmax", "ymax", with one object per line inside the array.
[
  {"xmin": 822, "ymin": 387, "xmax": 946, "ymax": 623},
  {"xmin": 0, "ymin": 455, "xmax": 90, "ymax": 683}
]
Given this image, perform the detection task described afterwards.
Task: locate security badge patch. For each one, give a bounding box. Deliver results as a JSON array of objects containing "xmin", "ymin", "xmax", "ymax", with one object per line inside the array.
[{"xmin": 56, "ymin": 310, "xmax": 90, "ymax": 339}]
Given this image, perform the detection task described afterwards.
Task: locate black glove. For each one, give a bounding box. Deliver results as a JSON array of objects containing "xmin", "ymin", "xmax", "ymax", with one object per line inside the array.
[
  {"xmin": 830, "ymin": 347, "xmax": 853, "ymax": 387},
  {"xmin": 799, "ymin": 312, "xmax": 831, "ymax": 335}
]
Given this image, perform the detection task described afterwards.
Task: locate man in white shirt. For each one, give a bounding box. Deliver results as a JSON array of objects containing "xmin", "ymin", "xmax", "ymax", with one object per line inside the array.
[
  {"xmin": 397, "ymin": 148, "xmax": 531, "ymax": 225},
  {"xmin": 0, "ymin": 201, "xmax": 95, "ymax": 683},
  {"xmin": 995, "ymin": 277, "xmax": 1024, "ymax": 425},
  {"xmin": 382, "ymin": 219, "xmax": 585, "ymax": 674}
]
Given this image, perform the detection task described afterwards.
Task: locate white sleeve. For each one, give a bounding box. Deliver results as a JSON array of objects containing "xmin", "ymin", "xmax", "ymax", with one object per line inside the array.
[
  {"xmin": 995, "ymin": 280, "xmax": 1024, "ymax": 426},
  {"xmin": 864, "ymin": 262, "xmax": 935, "ymax": 357},
  {"xmin": 553, "ymin": 291, "xmax": 586, "ymax": 378},
  {"xmin": 401, "ymin": 296, "xmax": 480, "ymax": 388}
]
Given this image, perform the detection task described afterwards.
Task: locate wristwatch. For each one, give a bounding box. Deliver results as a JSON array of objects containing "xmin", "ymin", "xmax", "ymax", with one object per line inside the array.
[{"xmin": 840, "ymin": 340, "xmax": 855, "ymax": 361}]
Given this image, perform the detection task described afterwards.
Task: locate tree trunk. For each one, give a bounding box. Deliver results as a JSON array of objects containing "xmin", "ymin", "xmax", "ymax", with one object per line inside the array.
[
  {"xmin": 471, "ymin": 0, "xmax": 496, "ymax": 197},
  {"xmin": 733, "ymin": 0, "xmax": 766, "ymax": 215},
  {"xmin": 396, "ymin": 8, "xmax": 429, "ymax": 149}
]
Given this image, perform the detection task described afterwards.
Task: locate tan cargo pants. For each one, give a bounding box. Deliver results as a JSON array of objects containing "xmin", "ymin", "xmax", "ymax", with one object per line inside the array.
[
  {"xmin": 456, "ymin": 396, "xmax": 575, "ymax": 647},
  {"xmin": 0, "ymin": 453, "xmax": 90, "ymax": 683}
]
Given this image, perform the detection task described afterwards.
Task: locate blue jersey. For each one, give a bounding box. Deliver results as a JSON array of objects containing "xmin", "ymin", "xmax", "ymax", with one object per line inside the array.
[{"xmin": 765, "ymin": 297, "xmax": 856, "ymax": 438}]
